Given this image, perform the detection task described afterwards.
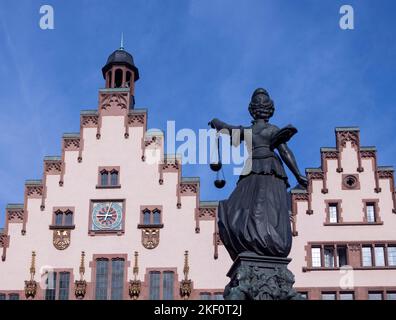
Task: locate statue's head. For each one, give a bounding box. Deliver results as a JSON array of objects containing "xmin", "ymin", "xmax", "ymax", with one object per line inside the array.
[{"xmin": 248, "ymin": 88, "xmax": 274, "ymax": 121}]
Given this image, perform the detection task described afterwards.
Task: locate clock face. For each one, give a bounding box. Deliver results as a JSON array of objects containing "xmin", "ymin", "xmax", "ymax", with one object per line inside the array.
[{"xmin": 91, "ymin": 201, "xmax": 123, "ymax": 231}]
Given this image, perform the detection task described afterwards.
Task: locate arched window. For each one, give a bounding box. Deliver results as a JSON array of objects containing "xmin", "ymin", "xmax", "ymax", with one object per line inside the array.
[
  {"xmin": 115, "ymin": 69, "xmax": 123, "ymax": 88},
  {"xmin": 55, "ymin": 210, "xmax": 63, "ymax": 226},
  {"xmin": 125, "ymin": 71, "xmax": 132, "ymax": 88},
  {"xmin": 107, "ymin": 71, "xmax": 112, "ymax": 88},
  {"xmin": 143, "ymin": 209, "xmax": 151, "ymax": 225},
  {"xmin": 153, "ymin": 209, "xmax": 161, "ymax": 225},
  {"xmin": 110, "ymin": 170, "xmax": 119, "ymax": 186},
  {"xmin": 100, "ymin": 170, "xmax": 109, "ymax": 186},
  {"xmin": 64, "ymin": 210, "xmax": 73, "ymax": 226}
]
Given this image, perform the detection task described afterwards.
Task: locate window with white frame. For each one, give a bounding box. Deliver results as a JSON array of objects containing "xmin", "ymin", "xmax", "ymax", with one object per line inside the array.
[
  {"xmin": 374, "ymin": 246, "xmax": 385, "ymax": 267},
  {"xmin": 339, "ymin": 292, "xmax": 354, "ymax": 300},
  {"xmin": 387, "ymin": 246, "xmax": 396, "ymax": 266},
  {"xmin": 324, "ymin": 247, "xmax": 335, "ymax": 268},
  {"xmin": 366, "ymin": 203, "xmax": 376, "ymax": 223},
  {"xmin": 362, "ymin": 246, "xmax": 373, "ymax": 267},
  {"xmin": 328, "ymin": 203, "xmax": 338, "ymax": 223},
  {"xmin": 368, "ymin": 291, "xmax": 383, "ymax": 300},
  {"xmin": 311, "ymin": 247, "xmax": 322, "ymax": 267}
]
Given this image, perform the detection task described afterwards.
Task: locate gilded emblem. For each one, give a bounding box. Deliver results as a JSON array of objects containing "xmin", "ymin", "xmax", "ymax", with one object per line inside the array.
[
  {"xmin": 53, "ymin": 230, "xmax": 71, "ymax": 250},
  {"xmin": 142, "ymin": 229, "xmax": 159, "ymax": 249}
]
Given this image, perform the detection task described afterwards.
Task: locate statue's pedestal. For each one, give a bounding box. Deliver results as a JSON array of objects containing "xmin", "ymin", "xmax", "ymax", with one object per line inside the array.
[{"xmin": 224, "ymin": 252, "xmax": 303, "ymax": 300}]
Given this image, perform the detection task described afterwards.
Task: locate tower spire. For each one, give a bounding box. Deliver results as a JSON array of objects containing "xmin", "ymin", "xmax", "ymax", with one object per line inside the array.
[{"xmin": 120, "ymin": 32, "xmax": 124, "ymax": 50}]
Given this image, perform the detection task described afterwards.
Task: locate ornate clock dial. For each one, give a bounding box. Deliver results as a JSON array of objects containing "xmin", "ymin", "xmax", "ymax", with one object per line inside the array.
[{"xmin": 92, "ymin": 201, "xmax": 123, "ymax": 231}]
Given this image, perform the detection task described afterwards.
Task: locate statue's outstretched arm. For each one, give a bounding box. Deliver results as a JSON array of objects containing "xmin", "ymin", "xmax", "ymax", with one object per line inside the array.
[
  {"xmin": 209, "ymin": 118, "xmax": 245, "ymax": 141},
  {"xmin": 277, "ymin": 143, "xmax": 308, "ymax": 188}
]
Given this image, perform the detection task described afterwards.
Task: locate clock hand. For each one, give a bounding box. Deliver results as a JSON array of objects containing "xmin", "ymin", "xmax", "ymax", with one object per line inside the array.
[{"xmin": 103, "ymin": 202, "xmax": 113, "ymax": 221}]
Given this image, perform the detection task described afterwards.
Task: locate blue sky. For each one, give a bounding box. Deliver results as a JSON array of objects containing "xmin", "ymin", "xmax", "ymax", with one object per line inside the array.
[{"xmin": 0, "ymin": 0, "xmax": 395, "ymax": 227}]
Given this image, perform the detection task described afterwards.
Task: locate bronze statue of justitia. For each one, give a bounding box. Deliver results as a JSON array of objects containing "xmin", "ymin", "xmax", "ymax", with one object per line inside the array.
[{"xmin": 209, "ymin": 88, "xmax": 308, "ymax": 300}]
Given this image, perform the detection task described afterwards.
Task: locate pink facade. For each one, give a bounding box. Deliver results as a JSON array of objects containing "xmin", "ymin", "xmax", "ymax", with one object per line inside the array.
[
  {"xmin": 290, "ymin": 128, "xmax": 396, "ymax": 300},
  {"xmin": 1, "ymin": 49, "xmax": 396, "ymax": 300}
]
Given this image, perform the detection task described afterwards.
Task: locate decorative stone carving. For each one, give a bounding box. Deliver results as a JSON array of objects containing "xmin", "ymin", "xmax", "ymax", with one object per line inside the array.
[
  {"xmin": 342, "ymin": 174, "xmax": 359, "ymax": 189},
  {"xmin": 322, "ymin": 151, "xmax": 338, "ymax": 159},
  {"xmin": 360, "ymin": 150, "xmax": 376, "ymax": 159},
  {"xmin": 45, "ymin": 161, "xmax": 62, "ymax": 174},
  {"xmin": 180, "ymin": 251, "xmax": 192, "ymax": 300},
  {"xmin": 8, "ymin": 210, "xmax": 24, "ymax": 223},
  {"xmin": 74, "ymin": 251, "xmax": 87, "ymax": 299},
  {"xmin": 224, "ymin": 253, "xmax": 303, "ymax": 300},
  {"xmin": 198, "ymin": 207, "xmax": 216, "ymax": 219},
  {"xmin": 64, "ymin": 138, "xmax": 80, "ymax": 150},
  {"xmin": 337, "ymin": 131, "xmax": 359, "ymax": 148},
  {"xmin": 82, "ymin": 115, "xmax": 99, "ymax": 127},
  {"xmin": 101, "ymin": 93, "xmax": 128, "ymax": 110},
  {"xmin": 378, "ymin": 170, "xmax": 393, "ymax": 179},
  {"xmin": 53, "ymin": 230, "xmax": 71, "ymax": 250},
  {"xmin": 293, "ymin": 193, "xmax": 309, "ymax": 201},
  {"xmin": 129, "ymin": 251, "xmax": 141, "ymax": 300},
  {"xmin": 180, "ymin": 183, "xmax": 198, "ymax": 194},
  {"xmin": 142, "ymin": 229, "xmax": 160, "ymax": 249},
  {"xmin": 128, "ymin": 114, "xmax": 145, "ymax": 125},
  {"xmin": 24, "ymin": 251, "xmax": 37, "ymax": 299},
  {"xmin": 307, "ymin": 171, "xmax": 324, "ymax": 180},
  {"xmin": 26, "ymin": 185, "xmax": 43, "ymax": 197}
]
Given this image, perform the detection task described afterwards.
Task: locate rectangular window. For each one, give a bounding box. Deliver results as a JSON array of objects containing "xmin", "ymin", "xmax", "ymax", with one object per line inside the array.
[
  {"xmin": 101, "ymin": 171, "xmax": 109, "ymax": 186},
  {"xmin": 163, "ymin": 271, "xmax": 174, "ymax": 300},
  {"xmin": 55, "ymin": 211, "xmax": 63, "ymax": 226},
  {"xmin": 339, "ymin": 292, "xmax": 354, "ymax": 300},
  {"xmin": 299, "ymin": 292, "xmax": 308, "ymax": 299},
  {"xmin": 200, "ymin": 293, "xmax": 211, "ymax": 300},
  {"xmin": 374, "ymin": 246, "xmax": 385, "ymax": 267},
  {"xmin": 337, "ymin": 246, "xmax": 348, "ymax": 267},
  {"xmin": 0, "ymin": 293, "xmax": 5, "ymax": 300},
  {"xmin": 324, "ymin": 247, "xmax": 335, "ymax": 268},
  {"xmin": 149, "ymin": 272, "xmax": 161, "ymax": 300},
  {"xmin": 8, "ymin": 293, "xmax": 19, "ymax": 300},
  {"xmin": 387, "ymin": 292, "xmax": 396, "ymax": 300},
  {"xmin": 110, "ymin": 171, "xmax": 119, "ymax": 186},
  {"xmin": 311, "ymin": 247, "xmax": 322, "ymax": 267},
  {"xmin": 213, "ymin": 293, "xmax": 224, "ymax": 300},
  {"xmin": 328, "ymin": 204, "xmax": 338, "ymax": 223},
  {"xmin": 58, "ymin": 272, "xmax": 70, "ymax": 300},
  {"xmin": 362, "ymin": 246, "xmax": 373, "ymax": 267},
  {"xmin": 387, "ymin": 246, "xmax": 396, "ymax": 266},
  {"xmin": 111, "ymin": 259, "xmax": 125, "ymax": 300},
  {"xmin": 95, "ymin": 259, "xmax": 109, "ymax": 300},
  {"xmin": 368, "ymin": 292, "xmax": 383, "ymax": 300},
  {"xmin": 366, "ymin": 203, "xmax": 376, "ymax": 223},
  {"xmin": 45, "ymin": 272, "xmax": 57, "ymax": 300},
  {"xmin": 321, "ymin": 292, "xmax": 336, "ymax": 300}
]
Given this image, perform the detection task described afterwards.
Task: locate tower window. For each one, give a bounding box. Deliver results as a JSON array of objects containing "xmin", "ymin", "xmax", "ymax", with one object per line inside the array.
[
  {"xmin": 126, "ymin": 71, "xmax": 132, "ymax": 88},
  {"xmin": 115, "ymin": 69, "xmax": 123, "ymax": 88}
]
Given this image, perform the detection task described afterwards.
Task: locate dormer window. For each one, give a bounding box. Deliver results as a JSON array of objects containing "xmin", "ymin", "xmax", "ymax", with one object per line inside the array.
[{"xmin": 97, "ymin": 167, "xmax": 121, "ymax": 188}]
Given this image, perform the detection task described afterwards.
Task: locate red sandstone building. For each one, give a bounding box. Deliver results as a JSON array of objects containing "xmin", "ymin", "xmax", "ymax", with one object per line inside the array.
[{"xmin": 0, "ymin": 48, "xmax": 395, "ymax": 300}]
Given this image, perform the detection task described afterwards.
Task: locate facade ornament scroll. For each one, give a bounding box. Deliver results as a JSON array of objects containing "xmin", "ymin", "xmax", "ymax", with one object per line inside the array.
[
  {"xmin": 24, "ymin": 251, "xmax": 38, "ymax": 299},
  {"xmin": 74, "ymin": 251, "xmax": 87, "ymax": 299},
  {"xmin": 128, "ymin": 251, "xmax": 141, "ymax": 300},
  {"xmin": 179, "ymin": 250, "xmax": 192, "ymax": 300}
]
